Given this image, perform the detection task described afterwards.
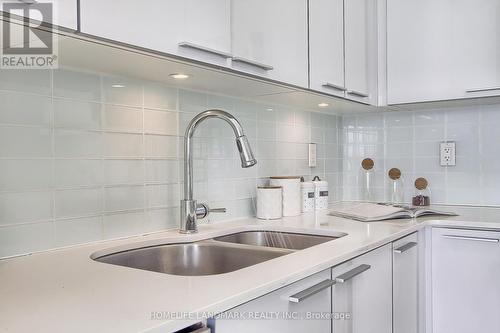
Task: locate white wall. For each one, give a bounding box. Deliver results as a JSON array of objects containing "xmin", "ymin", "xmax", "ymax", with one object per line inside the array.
[
  {"xmin": 0, "ymin": 67, "xmax": 342, "ymax": 258},
  {"xmin": 340, "ymin": 105, "xmax": 500, "ymax": 206}
]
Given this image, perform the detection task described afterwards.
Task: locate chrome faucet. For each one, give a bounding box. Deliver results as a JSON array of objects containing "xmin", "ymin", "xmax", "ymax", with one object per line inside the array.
[{"xmin": 180, "ymin": 110, "xmax": 257, "ymax": 233}]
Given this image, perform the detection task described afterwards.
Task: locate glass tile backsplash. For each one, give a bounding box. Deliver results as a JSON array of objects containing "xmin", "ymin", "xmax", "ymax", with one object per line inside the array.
[{"xmin": 0, "ymin": 67, "xmax": 341, "ymax": 258}]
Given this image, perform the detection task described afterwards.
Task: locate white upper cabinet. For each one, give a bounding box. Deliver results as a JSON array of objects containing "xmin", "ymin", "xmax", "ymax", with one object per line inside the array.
[
  {"xmin": 309, "ymin": 0, "xmax": 345, "ymax": 97},
  {"xmin": 0, "ymin": 0, "xmax": 78, "ymax": 30},
  {"xmin": 231, "ymin": 0, "xmax": 309, "ymax": 87},
  {"xmin": 79, "ymin": 0, "xmax": 231, "ymax": 66},
  {"xmin": 309, "ymin": 0, "xmax": 377, "ymax": 104},
  {"xmin": 432, "ymin": 228, "xmax": 500, "ymax": 333},
  {"xmin": 387, "ymin": 0, "xmax": 500, "ymax": 104},
  {"xmin": 344, "ymin": 0, "xmax": 374, "ymax": 104}
]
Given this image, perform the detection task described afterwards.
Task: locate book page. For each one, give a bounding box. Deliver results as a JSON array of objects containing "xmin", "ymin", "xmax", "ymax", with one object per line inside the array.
[{"xmin": 331, "ymin": 203, "xmax": 406, "ymax": 219}]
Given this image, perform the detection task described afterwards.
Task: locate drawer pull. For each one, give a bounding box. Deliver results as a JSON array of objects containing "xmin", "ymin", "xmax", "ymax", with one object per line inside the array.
[
  {"xmin": 466, "ymin": 87, "xmax": 500, "ymax": 93},
  {"xmin": 394, "ymin": 242, "xmax": 418, "ymax": 254},
  {"xmin": 288, "ymin": 279, "xmax": 335, "ymax": 303},
  {"xmin": 442, "ymin": 235, "xmax": 499, "ymax": 243},
  {"xmin": 178, "ymin": 41, "xmax": 232, "ymax": 59},
  {"xmin": 347, "ymin": 90, "xmax": 369, "ymax": 98},
  {"xmin": 322, "ymin": 83, "xmax": 347, "ymax": 91},
  {"xmin": 231, "ymin": 57, "xmax": 274, "ymax": 71},
  {"xmin": 335, "ymin": 264, "xmax": 371, "ymax": 283}
]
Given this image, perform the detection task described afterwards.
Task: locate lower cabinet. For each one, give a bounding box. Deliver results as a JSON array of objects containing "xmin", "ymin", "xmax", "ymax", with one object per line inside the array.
[
  {"xmin": 208, "ymin": 269, "xmax": 332, "ymax": 333},
  {"xmin": 431, "ymin": 227, "xmax": 500, "ymax": 333},
  {"xmin": 331, "ymin": 243, "xmax": 392, "ymax": 333},
  {"xmin": 209, "ymin": 244, "xmax": 392, "ymax": 333},
  {"xmin": 393, "ymin": 232, "xmax": 419, "ymax": 333}
]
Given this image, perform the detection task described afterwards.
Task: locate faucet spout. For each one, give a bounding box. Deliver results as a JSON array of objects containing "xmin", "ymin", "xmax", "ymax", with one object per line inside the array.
[{"xmin": 180, "ymin": 110, "xmax": 257, "ymax": 233}]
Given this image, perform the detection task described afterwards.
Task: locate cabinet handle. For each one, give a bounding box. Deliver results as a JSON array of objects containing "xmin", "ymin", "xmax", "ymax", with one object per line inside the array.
[
  {"xmin": 466, "ymin": 87, "xmax": 500, "ymax": 93},
  {"xmin": 394, "ymin": 241, "xmax": 418, "ymax": 254},
  {"xmin": 231, "ymin": 57, "xmax": 274, "ymax": 71},
  {"xmin": 347, "ymin": 90, "xmax": 369, "ymax": 98},
  {"xmin": 178, "ymin": 42, "xmax": 232, "ymax": 59},
  {"xmin": 442, "ymin": 235, "xmax": 499, "ymax": 243},
  {"xmin": 322, "ymin": 83, "xmax": 347, "ymax": 91},
  {"xmin": 335, "ymin": 264, "xmax": 371, "ymax": 283},
  {"xmin": 288, "ymin": 279, "xmax": 335, "ymax": 303}
]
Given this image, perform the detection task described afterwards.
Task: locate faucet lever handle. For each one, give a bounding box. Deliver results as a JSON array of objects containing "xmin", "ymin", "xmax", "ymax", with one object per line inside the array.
[
  {"xmin": 195, "ymin": 203, "xmax": 227, "ymax": 219},
  {"xmin": 210, "ymin": 207, "xmax": 227, "ymax": 213}
]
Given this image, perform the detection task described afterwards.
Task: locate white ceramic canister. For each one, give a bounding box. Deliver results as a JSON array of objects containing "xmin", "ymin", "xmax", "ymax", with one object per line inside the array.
[
  {"xmin": 269, "ymin": 176, "xmax": 301, "ymax": 217},
  {"xmin": 312, "ymin": 176, "xmax": 329, "ymax": 210},
  {"xmin": 301, "ymin": 181, "xmax": 315, "ymax": 213},
  {"xmin": 256, "ymin": 186, "xmax": 283, "ymax": 220}
]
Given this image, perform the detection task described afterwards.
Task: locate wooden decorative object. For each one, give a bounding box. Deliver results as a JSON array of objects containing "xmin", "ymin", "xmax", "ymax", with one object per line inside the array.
[
  {"xmin": 388, "ymin": 168, "xmax": 402, "ymax": 180},
  {"xmin": 361, "ymin": 158, "xmax": 375, "ymax": 170},
  {"xmin": 415, "ymin": 177, "xmax": 428, "ymax": 190}
]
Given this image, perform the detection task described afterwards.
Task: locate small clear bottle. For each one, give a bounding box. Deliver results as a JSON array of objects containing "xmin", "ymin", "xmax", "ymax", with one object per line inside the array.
[
  {"xmin": 360, "ymin": 158, "xmax": 375, "ymax": 202},
  {"xmin": 388, "ymin": 168, "xmax": 404, "ymax": 205},
  {"xmin": 412, "ymin": 177, "xmax": 431, "ymax": 206}
]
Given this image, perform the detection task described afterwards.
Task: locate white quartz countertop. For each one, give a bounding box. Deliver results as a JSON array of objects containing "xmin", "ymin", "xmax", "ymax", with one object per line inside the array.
[{"xmin": 2, "ymin": 204, "xmax": 500, "ymax": 333}]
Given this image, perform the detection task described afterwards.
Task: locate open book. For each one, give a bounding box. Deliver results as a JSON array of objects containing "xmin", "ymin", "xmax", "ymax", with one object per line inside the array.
[{"xmin": 330, "ymin": 203, "xmax": 457, "ymax": 222}]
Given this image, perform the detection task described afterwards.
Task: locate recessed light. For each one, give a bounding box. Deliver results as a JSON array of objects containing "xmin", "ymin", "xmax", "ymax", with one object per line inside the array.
[
  {"xmin": 170, "ymin": 73, "xmax": 190, "ymax": 79},
  {"xmin": 266, "ymin": 108, "xmax": 273, "ymax": 111},
  {"xmin": 111, "ymin": 84, "xmax": 125, "ymax": 88},
  {"xmin": 318, "ymin": 103, "xmax": 329, "ymax": 108}
]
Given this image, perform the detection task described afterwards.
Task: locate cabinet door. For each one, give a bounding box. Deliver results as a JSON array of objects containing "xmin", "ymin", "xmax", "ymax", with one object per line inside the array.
[
  {"xmin": 209, "ymin": 269, "xmax": 332, "ymax": 333},
  {"xmin": 387, "ymin": 0, "xmax": 500, "ymax": 104},
  {"xmin": 331, "ymin": 244, "xmax": 392, "ymax": 333},
  {"xmin": 0, "ymin": 0, "xmax": 77, "ymax": 30},
  {"xmin": 231, "ymin": 0, "xmax": 309, "ymax": 87},
  {"xmin": 432, "ymin": 228, "xmax": 500, "ymax": 333},
  {"xmin": 344, "ymin": 0, "xmax": 373, "ymax": 104},
  {"xmin": 393, "ymin": 233, "xmax": 419, "ymax": 333},
  {"xmin": 79, "ymin": 0, "xmax": 231, "ymax": 66},
  {"xmin": 309, "ymin": 0, "xmax": 345, "ymax": 97}
]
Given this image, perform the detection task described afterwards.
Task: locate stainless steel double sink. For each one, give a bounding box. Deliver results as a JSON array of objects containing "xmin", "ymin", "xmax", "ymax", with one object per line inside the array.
[{"xmin": 93, "ymin": 230, "xmax": 345, "ymax": 276}]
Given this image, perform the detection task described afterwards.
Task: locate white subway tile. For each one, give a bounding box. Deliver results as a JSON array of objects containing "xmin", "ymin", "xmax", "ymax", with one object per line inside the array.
[
  {"xmin": 0, "ymin": 191, "xmax": 53, "ymax": 225},
  {"xmin": 145, "ymin": 135, "xmax": 177, "ymax": 158},
  {"xmin": 104, "ymin": 133, "xmax": 143, "ymax": 158},
  {"xmin": 55, "ymin": 159, "xmax": 102, "ymax": 187},
  {"xmin": 0, "ymin": 91, "xmax": 51, "ymax": 126},
  {"xmin": 55, "ymin": 129, "xmax": 102, "ymax": 158},
  {"xmin": 146, "ymin": 184, "xmax": 179, "ymax": 208},
  {"xmin": 103, "ymin": 211, "xmax": 145, "ymax": 238},
  {"xmin": 55, "ymin": 188, "xmax": 103, "ymax": 218},
  {"xmin": 0, "ymin": 126, "xmax": 51, "ymax": 158},
  {"xmin": 144, "ymin": 109, "xmax": 178, "ymax": 135},
  {"xmin": 53, "ymin": 69, "xmax": 101, "ymax": 101},
  {"xmin": 54, "ymin": 216, "xmax": 102, "ymax": 246},
  {"xmin": 54, "ymin": 99, "xmax": 101, "ymax": 130},
  {"xmin": 102, "ymin": 76, "xmax": 142, "ymax": 106},
  {"xmin": 146, "ymin": 160, "xmax": 179, "ymax": 183},
  {"xmin": 0, "ymin": 221, "xmax": 54, "ymax": 258},
  {"xmin": 0, "ymin": 69, "xmax": 51, "ymax": 95},
  {"xmin": 143, "ymin": 83, "xmax": 177, "ymax": 110},
  {"xmin": 179, "ymin": 89, "xmax": 207, "ymax": 113},
  {"xmin": 104, "ymin": 185, "xmax": 145, "ymax": 212},
  {"xmin": 103, "ymin": 105, "xmax": 143, "ymax": 133},
  {"xmin": 0, "ymin": 159, "xmax": 52, "ymax": 190},
  {"xmin": 104, "ymin": 160, "xmax": 144, "ymax": 185}
]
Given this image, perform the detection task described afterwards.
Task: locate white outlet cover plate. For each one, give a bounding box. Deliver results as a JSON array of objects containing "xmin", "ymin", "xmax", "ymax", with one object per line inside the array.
[{"xmin": 440, "ymin": 142, "xmax": 456, "ymax": 166}]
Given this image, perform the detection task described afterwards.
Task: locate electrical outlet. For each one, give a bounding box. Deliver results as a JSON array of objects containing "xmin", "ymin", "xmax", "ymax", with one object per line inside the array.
[
  {"xmin": 440, "ymin": 142, "xmax": 456, "ymax": 166},
  {"xmin": 308, "ymin": 143, "xmax": 317, "ymax": 167}
]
